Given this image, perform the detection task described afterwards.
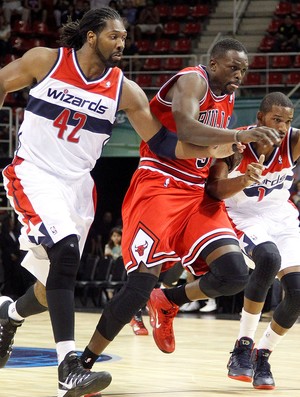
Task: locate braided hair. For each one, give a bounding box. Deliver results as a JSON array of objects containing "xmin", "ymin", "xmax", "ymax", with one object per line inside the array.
[{"xmin": 59, "ymin": 7, "xmax": 123, "ymax": 50}]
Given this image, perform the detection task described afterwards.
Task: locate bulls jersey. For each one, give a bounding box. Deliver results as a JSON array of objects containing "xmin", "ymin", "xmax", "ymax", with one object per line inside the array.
[
  {"xmin": 225, "ymin": 125, "xmax": 296, "ymax": 212},
  {"xmin": 139, "ymin": 65, "xmax": 235, "ymax": 185},
  {"xmin": 16, "ymin": 47, "xmax": 123, "ymax": 179}
]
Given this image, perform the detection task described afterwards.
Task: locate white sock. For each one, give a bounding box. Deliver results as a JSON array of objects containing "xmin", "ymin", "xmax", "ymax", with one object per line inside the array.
[
  {"xmin": 8, "ymin": 302, "xmax": 25, "ymax": 322},
  {"xmin": 257, "ymin": 323, "xmax": 284, "ymax": 351},
  {"xmin": 238, "ymin": 308, "xmax": 261, "ymax": 340},
  {"xmin": 56, "ymin": 341, "xmax": 76, "ymax": 365}
]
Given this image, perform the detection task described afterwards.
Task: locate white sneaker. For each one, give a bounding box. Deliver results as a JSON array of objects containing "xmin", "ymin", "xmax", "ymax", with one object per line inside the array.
[
  {"xmin": 199, "ymin": 298, "xmax": 217, "ymax": 312},
  {"xmin": 179, "ymin": 301, "xmax": 200, "ymax": 312}
]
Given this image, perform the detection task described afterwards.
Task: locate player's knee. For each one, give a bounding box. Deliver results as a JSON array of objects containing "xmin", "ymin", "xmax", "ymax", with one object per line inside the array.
[
  {"xmin": 34, "ymin": 280, "xmax": 48, "ymax": 307},
  {"xmin": 199, "ymin": 252, "xmax": 249, "ymax": 298},
  {"xmin": 245, "ymin": 242, "xmax": 281, "ymax": 302},
  {"xmin": 273, "ymin": 272, "xmax": 300, "ymax": 329},
  {"xmin": 97, "ymin": 272, "xmax": 158, "ymax": 341},
  {"xmin": 46, "ymin": 235, "xmax": 80, "ymax": 290}
]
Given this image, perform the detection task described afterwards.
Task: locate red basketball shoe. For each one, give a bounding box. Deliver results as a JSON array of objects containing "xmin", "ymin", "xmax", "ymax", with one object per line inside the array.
[
  {"xmin": 147, "ymin": 289, "xmax": 179, "ymax": 353},
  {"xmin": 130, "ymin": 314, "xmax": 149, "ymax": 336}
]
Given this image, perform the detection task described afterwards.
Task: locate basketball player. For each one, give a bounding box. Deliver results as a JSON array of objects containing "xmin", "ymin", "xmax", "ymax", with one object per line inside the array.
[
  {"xmin": 0, "ymin": 8, "xmax": 247, "ymax": 397},
  {"xmin": 206, "ymin": 92, "xmax": 300, "ymax": 390},
  {"xmin": 0, "ymin": 8, "xmax": 280, "ymax": 397},
  {"xmin": 76, "ymin": 38, "xmax": 280, "ymax": 384}
]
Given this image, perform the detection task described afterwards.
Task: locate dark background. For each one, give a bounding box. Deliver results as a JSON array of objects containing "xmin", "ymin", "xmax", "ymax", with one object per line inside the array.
[{"xmin": 91, "ymin": 157, "xmax": 140, "ymax": 227}]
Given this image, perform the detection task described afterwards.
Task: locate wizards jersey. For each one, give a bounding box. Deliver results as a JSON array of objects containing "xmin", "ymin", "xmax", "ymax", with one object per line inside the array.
[
  {"xmin": 15, "ymin": 47, "xmax": 123, "ymax": 178},
  {"xmin": 225, "ymin": 125, "xmax": 295, "ymax": 211},
  {"xmin": 139, "ymin": 65, "xmax": 235, "ymax": 185}
]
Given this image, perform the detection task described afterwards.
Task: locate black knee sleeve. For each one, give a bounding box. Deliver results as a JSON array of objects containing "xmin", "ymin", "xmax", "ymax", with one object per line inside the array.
[
  {"xmin": 199, "ymin": 252, "xmax": 249, "ymax": 298},
  {"xmin": 245, "ymin": 242, "xmax": 281, "ymax": 302},
  {"xmin": 160, "ymin": 262, "xmax": 184, "ymax": 287},
  {"xmin": 273, "ymin": 272, "xmax": 300, "ymax": 329},
  {"xmin": 16, "ymin": 284, "xmax": 48, "ymax": 317},
  {"xmin": 46, "ymin": 235, "xmax": 80, "ymax": 291},
  {"xmin": 97, "ymin": 272, "xmax": 158, "ymax": 341}
]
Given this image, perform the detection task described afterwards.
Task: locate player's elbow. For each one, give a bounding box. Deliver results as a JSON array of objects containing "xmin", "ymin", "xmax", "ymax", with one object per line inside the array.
[
  {"xmin": 176, "ymin": 127, "xmax": 193, "ymax": 143},
  {"xmin": 173, "ymin": 112, "xmax": 193, "ymax": 143},
  {"xmin": 206, "ymin": 183, "xmax": 225, "ymax": 201}
]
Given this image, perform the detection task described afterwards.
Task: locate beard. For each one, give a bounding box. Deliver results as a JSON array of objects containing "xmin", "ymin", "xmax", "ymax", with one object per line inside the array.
[{"xmin": 95, "ymin": 46, "xmax": 120, "ymax": 68}]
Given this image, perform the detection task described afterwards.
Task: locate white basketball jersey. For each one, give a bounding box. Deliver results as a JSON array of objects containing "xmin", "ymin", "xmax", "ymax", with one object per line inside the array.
[
  {"xmin": 16, "ymin": 47, "xmax": 123, "ymax": 178},
  {"xmin": 225, "ymin": 126, "xmax": 296, "ymax": 213}
]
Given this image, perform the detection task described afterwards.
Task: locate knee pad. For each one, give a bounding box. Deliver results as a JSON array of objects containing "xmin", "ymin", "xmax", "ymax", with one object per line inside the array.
[
  {"xmin": 46, "ymin": 235, "xmax": 80, "ymax": 290},
  {"xmin": 199, "ymin": 252, "xmax": 249, "ymax": 298},
  {"xmin": 273, "ymin": 272, "xmax": 300, "ymax": 329},
  {"xmin": 97, "ymin": 272, "xmax": 158, "ymax": 341},
  {"xmin": 245, "ymin": 242, "xmax": 281, "ymax": 302}
]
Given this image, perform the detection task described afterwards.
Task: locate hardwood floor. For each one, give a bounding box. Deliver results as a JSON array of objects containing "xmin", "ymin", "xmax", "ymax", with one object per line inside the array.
[{"xmin": 1, "ymin": 311, "xmax": 299, "ymax": 397}]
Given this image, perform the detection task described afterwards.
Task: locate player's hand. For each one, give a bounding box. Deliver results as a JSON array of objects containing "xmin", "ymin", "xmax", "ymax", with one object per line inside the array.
[
  {"xmin": 210, "ymin": 142, "xmax": 246, "ymax": 158},
  {"xmin": 232, "ymin": 142, "xmax": 246, "ymax": 153},
  {"xmin": 242, "ymin": 154, "xmax": 265, "ymax": 186},
  {"xmin": 237, "ymin": 127, "xmax": 281, "ymax": 147}
]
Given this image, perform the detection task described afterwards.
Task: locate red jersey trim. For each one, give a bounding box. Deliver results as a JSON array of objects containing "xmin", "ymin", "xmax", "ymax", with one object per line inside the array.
[
  {"xmin": 182, "ymin": 228, "xmax": 238, "ymax": 266},
  {"xmin": 51, "ymin": 48, "xmax": 123, "ymax": 98},
  {"xmin": 139, "ymin": 157, "xmax": 206, "ymax": 185},
  {"xmin": 3, "ymin": 158, "xmax": 43, "ymax": 233}
]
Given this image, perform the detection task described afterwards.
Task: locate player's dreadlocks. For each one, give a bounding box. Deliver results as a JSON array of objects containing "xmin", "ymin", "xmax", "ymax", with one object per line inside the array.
[{"xmin": 59, "ymin": 7, "xmax": 123, "ymax": 50}]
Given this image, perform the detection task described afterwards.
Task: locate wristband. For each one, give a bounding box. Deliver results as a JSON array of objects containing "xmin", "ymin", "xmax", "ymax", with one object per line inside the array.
[
  {"xmin": 147, "ymin": 126, "xmax": 177, "ymax": 159},
  {"xmin": 234, "ymin": 130, "xmax": 241, "ymax": 143}
]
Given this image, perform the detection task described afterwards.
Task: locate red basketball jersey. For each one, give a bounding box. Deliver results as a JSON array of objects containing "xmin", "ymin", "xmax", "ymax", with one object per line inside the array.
[{"xmin": 139, "ymin": 65, "xmax": 235, "ymax": 184}]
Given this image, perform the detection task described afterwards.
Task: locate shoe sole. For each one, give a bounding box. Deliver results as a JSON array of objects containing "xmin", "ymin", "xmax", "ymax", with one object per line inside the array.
[
  {"xmin": 132, "ymin": 330, "xmax": 149, "ymax": 336},
  {"xmin": 130, "ymin": 321, "xmax": 149, "ymax": 336},
  {"xmin": 84, "ymin": 393, "xmax": 102, "ymax": 397},
  {"xmin": 146, "ymin": 299, "xmax": 174, "ymax": 354},
  {"xmin": 228, "ymin": 374, "xmax": 252, "ymax": 383},
  {"xmin": 253, "ymin": 384, "xmax": 275, "ymax": 390},
  {"xmin": 59, "ymin": 371, "xmax": 112, "ymax": 397}
]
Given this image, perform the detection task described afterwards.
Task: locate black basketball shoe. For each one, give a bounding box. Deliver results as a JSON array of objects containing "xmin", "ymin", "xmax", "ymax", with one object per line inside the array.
[
  {"xmin": 227, "ymin": 337, "xmax": 254, "ymax": 382},
  {"xmin": 252, "ymin": 348, "xmax": 275, "ymax": 390},
  {"xmin": 0, "ymin": 296, "xmax": 24, "ymax": 368},
  {"xmin": 58, "ymin": 351, "xmax": 112, "ymax": 397}
]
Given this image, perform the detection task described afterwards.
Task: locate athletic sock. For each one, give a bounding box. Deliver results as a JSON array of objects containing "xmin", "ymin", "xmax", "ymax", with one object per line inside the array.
[
  {"xmin": 56, "ymin": 341, "xmax": 76, "ymax": 365},
  {"xmin": 81, "ymin": 346, "xmax": 99, "ymax": 369},
  {"xmin": 257, "ymin": 322, "xmax": 284, "ymax": 351},
  {"xmin": 164, "ymin": 284, "xmax": 189, "ymax": 307},
  {"xmin": 8, "ymin": 302, "xmax": 25, "ymax": 322},
  {"xmin": 238, "ymin": 308, "xmax": 261, "ymax": 340}
]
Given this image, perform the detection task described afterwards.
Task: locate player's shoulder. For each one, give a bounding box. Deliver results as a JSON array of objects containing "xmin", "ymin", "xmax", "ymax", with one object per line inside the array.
[
  {"xmin": 21, "ymin": 47, "xmax": 59, "ymax": 80},
  {"xmin": 291, "ymin": 127, "xmax": 300, "ymax": 137},
  {"xmin": 291, "ymin": 127, "xmax": 300, "ymax": 148},
  {"xmin": 22, "ymin": 47, "xmax": 59, "ymax": 69}
]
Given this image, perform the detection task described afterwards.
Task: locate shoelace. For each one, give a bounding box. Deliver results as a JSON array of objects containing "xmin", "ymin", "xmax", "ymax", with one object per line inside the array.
[
  {"xmin": 65, "ymin": 356, "xmax": 92, "ymax": 386},
  {"xmin": 231, "ymin": 346, "xmax": 252, "ymax": 368},
  {"xmin": 159, "ymin": 307, "xmax": 178, "ymax": 339},
  {"xmin": 255, "ymin": 354, "xmax": 272, "ymax": 376}
]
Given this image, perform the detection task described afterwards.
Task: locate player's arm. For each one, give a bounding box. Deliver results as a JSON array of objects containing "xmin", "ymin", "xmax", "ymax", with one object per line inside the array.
[
  {"xmin": 0, "ymin": 47, "xmax": 58, "ymax": 107},
  {"xmin": 206, "ymin": 154, "xmax": 265, "ymax": 200},
  {"xmin": 171, "ymin": 73, "xmax": 281, "ymax": 147},
  {"xmin": 175, "ymin": 141, "xmax": 245, "ymax": 159},
  {"xmin": 119, "ymin": 77, "xmax": 236, "ymax": 159}
]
